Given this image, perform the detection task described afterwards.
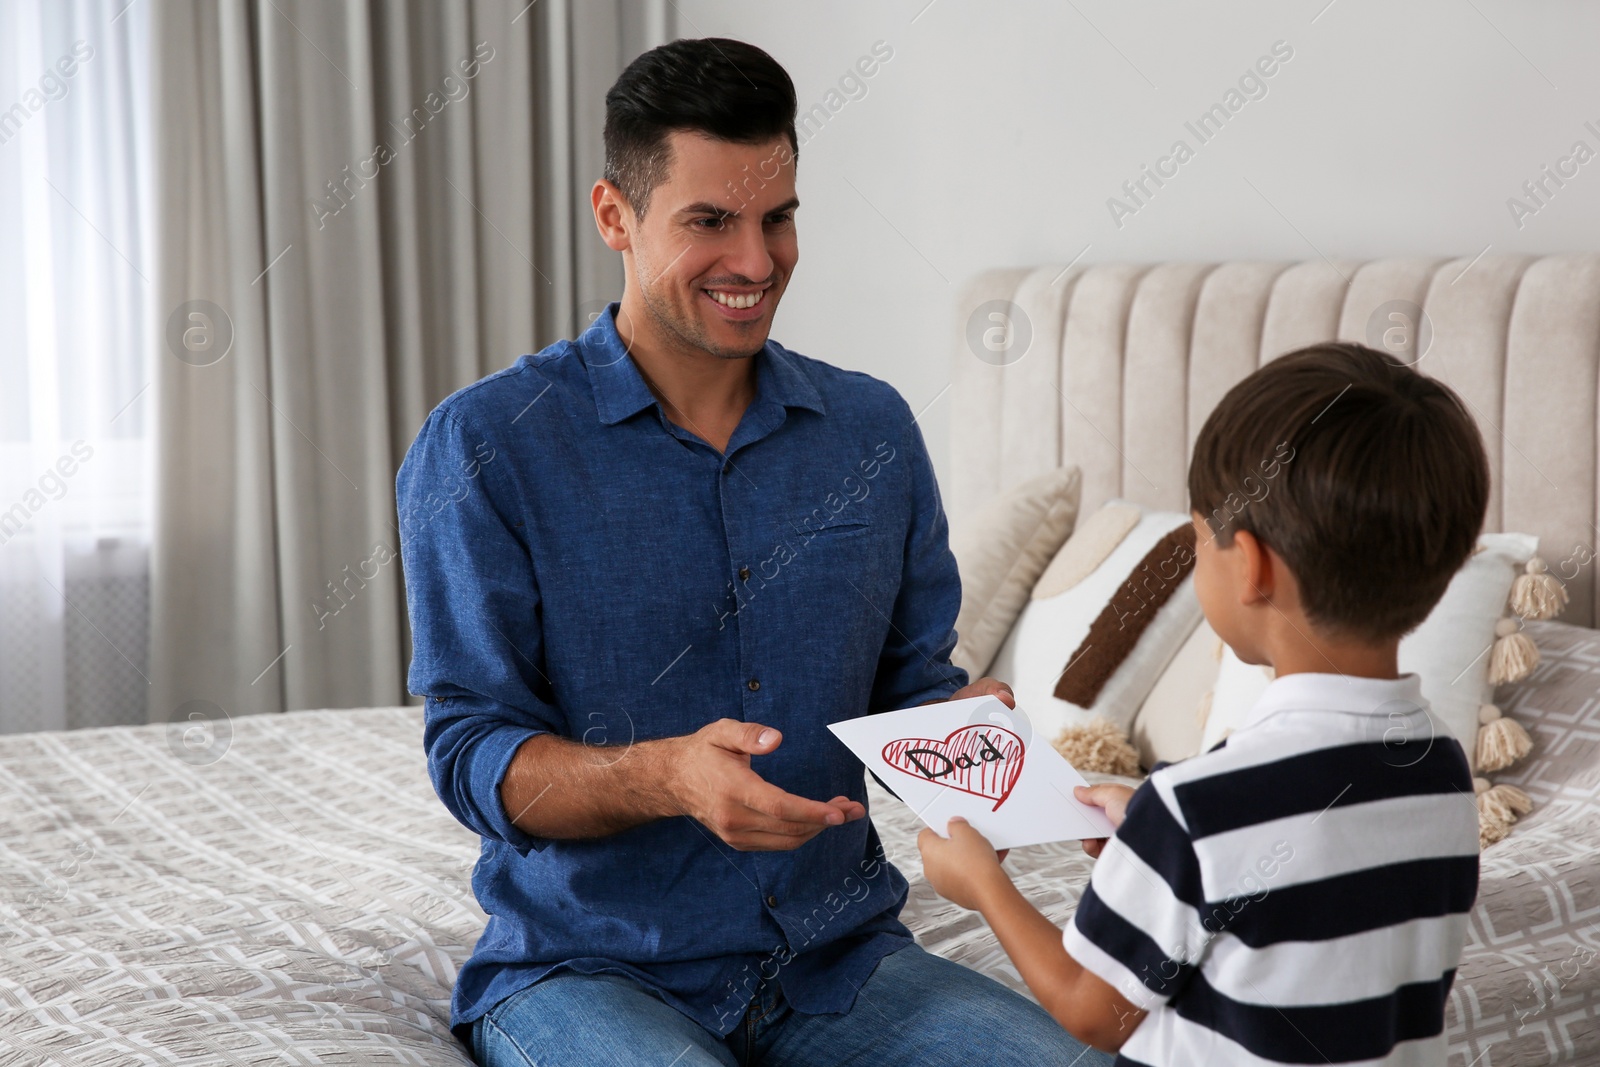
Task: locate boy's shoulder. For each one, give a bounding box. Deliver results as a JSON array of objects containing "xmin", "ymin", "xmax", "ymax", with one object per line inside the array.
[{"xmin": 1142, "ymin": 692, "xmax": 1477, "ymax": 866}]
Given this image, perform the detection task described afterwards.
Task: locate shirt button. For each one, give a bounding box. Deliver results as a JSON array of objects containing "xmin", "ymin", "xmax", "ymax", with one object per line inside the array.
[
  {"xmin": 739, "ymin": 566, "xmax": 751, "ymax": 581},
  {"xmin": 723, "ymin": 461, "xmax": 732, "ymax": 474},
  {"xmin": 766, "ymin": 895, "xmax": 778, "ymax": 908},
  {"xmin": 747, "ymin": 679, "xmax": 761, "ymax": 692}
]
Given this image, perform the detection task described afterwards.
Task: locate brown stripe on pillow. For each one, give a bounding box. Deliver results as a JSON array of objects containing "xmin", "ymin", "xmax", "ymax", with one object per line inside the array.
[{"xmin": 1053, "ymin": 522, "xmax": 1198, "ymax": 707}]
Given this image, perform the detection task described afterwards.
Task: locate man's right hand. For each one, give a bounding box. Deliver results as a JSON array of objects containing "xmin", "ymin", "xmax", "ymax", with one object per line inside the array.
[{"xmin": 664, "ymin": 719, "xmax": 864, "ymax": 851}]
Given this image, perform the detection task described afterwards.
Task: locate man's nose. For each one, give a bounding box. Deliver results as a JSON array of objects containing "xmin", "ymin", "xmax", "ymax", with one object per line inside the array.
[{"xmin": 722, "ymin": 222, "xmax": 774, "ymax": 286}]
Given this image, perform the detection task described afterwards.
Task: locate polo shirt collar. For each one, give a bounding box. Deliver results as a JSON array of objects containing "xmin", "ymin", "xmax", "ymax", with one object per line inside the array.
[
  {"xmin": 1240, "ymin": 670, "xmax": 1427, "ymax": 733},
  {"xmin": 582, "ymin": 301, "xmax": 826, "ymax": 426}
]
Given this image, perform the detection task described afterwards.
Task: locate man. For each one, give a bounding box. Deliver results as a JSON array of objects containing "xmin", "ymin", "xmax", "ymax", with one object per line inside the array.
[{"xmin": 397, "ymin": 37, "xmax": 1113, "ymax": 1067}]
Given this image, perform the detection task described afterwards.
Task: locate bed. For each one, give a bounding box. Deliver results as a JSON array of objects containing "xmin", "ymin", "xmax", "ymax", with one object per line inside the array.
[
  {"xmin": 4, "ymin": 253, "xmax": 1597, "ymax": 1065},
  {"xmin": 3, "ymin": 647, "xmax": 1596, "ymax": 1066}
]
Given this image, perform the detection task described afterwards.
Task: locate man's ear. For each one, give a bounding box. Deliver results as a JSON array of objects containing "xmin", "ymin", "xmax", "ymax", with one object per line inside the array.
[
  {"xmin": 1231, "ymin": 528, "xmax": 1275, "ymax": 605},
  {"xmin": 592, "ymin": 179, "xmax": 634, "ymax": 252}
]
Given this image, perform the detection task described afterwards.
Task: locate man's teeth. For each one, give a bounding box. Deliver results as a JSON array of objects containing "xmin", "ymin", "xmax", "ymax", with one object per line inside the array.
[{"xmin": 708, "ymin": 289, "xmax": 765, "ymax": 310}]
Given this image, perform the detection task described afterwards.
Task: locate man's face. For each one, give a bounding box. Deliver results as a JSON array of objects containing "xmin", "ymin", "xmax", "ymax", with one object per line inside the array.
[{"xmin": 625, "ymin": 130, "xmax": 798, "ymax": 360}]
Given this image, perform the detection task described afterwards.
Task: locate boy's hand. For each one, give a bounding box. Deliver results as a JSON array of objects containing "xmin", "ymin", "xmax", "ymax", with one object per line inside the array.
[
  {"xmin": 917, "ymin": 816, "xmax": 1011, "ymax": 911},
  {"xmin": 1074, "ymin": 784, "xmax": 1136, "ymax": 860}
]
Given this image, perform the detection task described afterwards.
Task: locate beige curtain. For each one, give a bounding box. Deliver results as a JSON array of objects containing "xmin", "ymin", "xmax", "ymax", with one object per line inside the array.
[{"xmin": 148, "ymin": 0, "xmax": 665, "ymax": 722}]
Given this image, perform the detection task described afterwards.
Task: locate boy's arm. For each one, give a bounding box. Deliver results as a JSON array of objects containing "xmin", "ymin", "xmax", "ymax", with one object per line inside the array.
[
  {"xmin": 918, "ymin": 784, "xmax": 1158, "ymax": 1048},
  {"xmin": 974, "ymin": 875, "xmax": 1147, "ymax": 1050}
]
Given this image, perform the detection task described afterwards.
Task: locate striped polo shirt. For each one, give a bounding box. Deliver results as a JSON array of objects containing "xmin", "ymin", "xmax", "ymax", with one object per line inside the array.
[{"xmin": 1062, "ymin": 671, "xmax": 1479, "ymax": 1065}]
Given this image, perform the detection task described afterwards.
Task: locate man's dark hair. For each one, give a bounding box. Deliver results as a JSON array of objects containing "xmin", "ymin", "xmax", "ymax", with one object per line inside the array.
[
  {"xmin": 1188, "ymin": 342, "xmax": 1490, "ymax": 642},
  {"xmin": 603, "ymin": 38, "xmax": 798, "ymax": 219}
]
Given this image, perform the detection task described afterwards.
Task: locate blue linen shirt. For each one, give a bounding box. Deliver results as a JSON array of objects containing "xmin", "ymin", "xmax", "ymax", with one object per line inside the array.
[{"xmin": 395, "ymin": 304, "xmax": 970, "ymax": 1044}]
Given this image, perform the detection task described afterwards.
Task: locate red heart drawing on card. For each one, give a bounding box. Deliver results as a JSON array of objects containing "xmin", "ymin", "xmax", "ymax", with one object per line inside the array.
[{"xmin": 881, "ymin": 726, "xmax": 1025, "ymax": 810}]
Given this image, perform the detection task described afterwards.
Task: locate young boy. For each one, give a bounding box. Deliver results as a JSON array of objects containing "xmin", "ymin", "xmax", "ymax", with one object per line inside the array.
[{"xmin": 918, "ymin": 341, "xmax": 1487, "ymax": 1062}]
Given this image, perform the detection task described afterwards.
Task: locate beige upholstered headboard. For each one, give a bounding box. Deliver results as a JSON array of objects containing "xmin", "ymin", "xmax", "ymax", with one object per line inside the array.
[{"xmin": 949, "ymin": 255, "xmax": 1600, "ymax": 627}]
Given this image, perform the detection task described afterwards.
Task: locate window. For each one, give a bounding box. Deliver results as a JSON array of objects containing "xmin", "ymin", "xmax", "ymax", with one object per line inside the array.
[{"xmin": 0, "ymin": 0, "xmax": 153, "ymax": 732}]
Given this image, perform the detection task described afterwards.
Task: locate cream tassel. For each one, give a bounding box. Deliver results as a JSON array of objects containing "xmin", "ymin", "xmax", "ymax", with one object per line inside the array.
[
  {"xmin": 1474, "ymin": 703, "xmax": 1533, "ymax": 772},
  {"xmin": 1212, "ymin": 636, "xmax": 1225, "ymax": 662},
  {"xmin": 1477, "ymin": 783, "xmax": 1533, "ymax": 849},
  {"xmin": 1195, "ymin": 689, "xmax": 1214, "ymax": 731},
  {"xmin": 1511, "ymin": 557, "xmax": 1569, "ymax": 621},
  {"xmin": 1053, "ymin": 718, "xmax": 1143, "ymax": 778},
  {"xmin": 1488, "ymin": 617, "xmax": 1539, "ymax": 685}
]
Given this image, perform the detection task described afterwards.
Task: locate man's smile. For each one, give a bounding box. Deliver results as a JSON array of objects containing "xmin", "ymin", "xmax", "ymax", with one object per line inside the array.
[{"xmin": 702, "ymin": 285, "xmax": 771, "ymax": 320}]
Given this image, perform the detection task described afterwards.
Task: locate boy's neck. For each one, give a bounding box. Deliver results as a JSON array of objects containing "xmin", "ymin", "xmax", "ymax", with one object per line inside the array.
[{"xmin": 1267, "ymin": 632, "xmax": 1401, "ymax": 681}]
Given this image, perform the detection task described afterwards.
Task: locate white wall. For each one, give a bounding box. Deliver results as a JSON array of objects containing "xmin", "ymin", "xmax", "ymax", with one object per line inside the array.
[{"xmin": 668, "ymin": 0, "xmax": 1600, "ymax": 491}]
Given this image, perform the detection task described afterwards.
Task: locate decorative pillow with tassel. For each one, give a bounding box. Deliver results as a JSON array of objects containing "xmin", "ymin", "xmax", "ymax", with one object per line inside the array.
[
  {"xmin": 1399, "ymin": 533, "xmax": 1544, "ymax": 774},
  {"xmin": 989, "ymin": 501, "xmax": 1202, "ymax": 756},
  {"xmin": 1472, "ymin": 550, "xmax": 1567, "ymax": 847}
]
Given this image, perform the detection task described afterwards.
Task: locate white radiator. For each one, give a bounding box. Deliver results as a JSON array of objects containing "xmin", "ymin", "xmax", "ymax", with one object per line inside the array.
[{"xmin": 0, "ymin": 536, "xmax": 150, "ymax": 734}]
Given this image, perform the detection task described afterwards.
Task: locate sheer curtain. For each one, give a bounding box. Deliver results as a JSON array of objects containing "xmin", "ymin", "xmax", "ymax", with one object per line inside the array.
[
  {"xmin": 147, "ymin": 0, "xmax": 644, "ymax": 723},
  {"xmin": 0, "ymin": 0, "xmax": 153, "ymax": 734}
]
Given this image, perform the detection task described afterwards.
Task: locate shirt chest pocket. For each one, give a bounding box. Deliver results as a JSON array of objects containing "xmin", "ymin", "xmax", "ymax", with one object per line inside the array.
[
  {"xmin": 768, "ymin": 514, "xmax": 867, "ymax": 561},
  {"xmin": 760, "ymin": 514, "xmax": 900, "ymax": 608},
  {"xmin": 805, "ymin": 516, "xmax": 870, "ymax": 540}
]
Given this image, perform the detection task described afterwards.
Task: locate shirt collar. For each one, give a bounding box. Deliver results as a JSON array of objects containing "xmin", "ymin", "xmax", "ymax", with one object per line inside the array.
[
  {"xmin": 582, "ymin": 301, "xmax": 826, "ymax": 426},
  {"xmin": 1240, "ymin": 670, "xmax": 1427, "ymax": 733}
]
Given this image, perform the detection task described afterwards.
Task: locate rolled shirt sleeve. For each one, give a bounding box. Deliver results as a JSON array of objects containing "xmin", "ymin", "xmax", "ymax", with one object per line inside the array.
[
  {"xmin": 868, "ymin": 407, "xmax": 970, "ymax": 712},
  {"xmin": 397, "ymin": 406, "xmax": 562, "ymax": 856}
]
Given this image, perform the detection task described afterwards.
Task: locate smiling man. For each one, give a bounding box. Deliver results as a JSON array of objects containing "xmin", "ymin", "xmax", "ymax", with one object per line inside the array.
[{"xmin": 396, "ymin": 37, "xmax": 1113, "ymax": 1067}]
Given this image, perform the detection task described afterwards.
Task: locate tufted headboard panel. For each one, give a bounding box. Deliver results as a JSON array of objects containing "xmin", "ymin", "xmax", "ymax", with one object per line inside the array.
[{"xmin": 949, "ymin": 254, "xmax": 1600, "ymax": 627}]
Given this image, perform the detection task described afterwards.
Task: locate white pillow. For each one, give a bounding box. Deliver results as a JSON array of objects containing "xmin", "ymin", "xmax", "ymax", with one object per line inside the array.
[
  {"xmin": 990, "ymin": 503, "xmax": 1202, "ymax": 741},
  {"xmin": 1201, "ymin": 532, "xmax": 1538, "ymax": 769},
  {"xmin": 1201, "ymin": 643, "xmax": 1273, "ymax": 753},
  {"xmin": 1398, "ymin": 531, "xmax": 1537, "ymax": 768}
]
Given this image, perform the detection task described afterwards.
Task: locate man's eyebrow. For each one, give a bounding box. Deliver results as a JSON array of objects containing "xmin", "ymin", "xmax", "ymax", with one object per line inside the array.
[
  {"xmin": 678, "ymin": 201, "xmax": 735, "ymax": 218},
  {"xmin": 677, "ymin": 197, "xmax": 801, "ymax": 219}
]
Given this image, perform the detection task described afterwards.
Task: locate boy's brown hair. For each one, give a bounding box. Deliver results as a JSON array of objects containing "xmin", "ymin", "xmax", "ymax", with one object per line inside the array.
[{"xmin": 1187, "ymin": 341, "xmax": 1490, "ymax": 642}]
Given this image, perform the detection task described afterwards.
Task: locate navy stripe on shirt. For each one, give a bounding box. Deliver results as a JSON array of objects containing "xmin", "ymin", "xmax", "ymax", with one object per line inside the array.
[
  {"xmin": 1075, "ymin": 886, "xmax": 1199, "ymax": 1001},
  {"xmin": 1114, "ymin": 777, "xmax": 1206, "ymax": 909},
  {"xmin": 1223, "ymin": 854, "xmax": 1480, "ymax": 948},
  {"xmin": 1171, "ymin": 968, "xmax": 1455, "ymax": 1063},
  {"xmin": 1175, "ymin": 739, "xmax": 1472, "ymax": 841}
]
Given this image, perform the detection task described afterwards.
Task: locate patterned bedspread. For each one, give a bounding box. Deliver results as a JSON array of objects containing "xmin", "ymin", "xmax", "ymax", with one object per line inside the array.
[{"xmin": 1, "ymin": 623, "xmax": 1595, "ymax": 1065}]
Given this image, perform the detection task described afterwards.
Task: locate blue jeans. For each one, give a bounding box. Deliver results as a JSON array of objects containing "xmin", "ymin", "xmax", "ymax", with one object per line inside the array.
[{"xmin": 470, "ymin": 943, "xmax": 1116, "ymax": 1066}]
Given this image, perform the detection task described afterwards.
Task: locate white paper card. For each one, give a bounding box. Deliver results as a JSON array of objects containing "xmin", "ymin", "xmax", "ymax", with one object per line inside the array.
[{"xmin": 828, "ymin": 695, "xmax": 1118, "ymax": 850}]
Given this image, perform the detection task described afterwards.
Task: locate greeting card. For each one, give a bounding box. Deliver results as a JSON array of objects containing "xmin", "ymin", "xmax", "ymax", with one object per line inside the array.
[{"xmin": 828, "ymin": 695, "xmax": 1117, "ymax": 850}]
